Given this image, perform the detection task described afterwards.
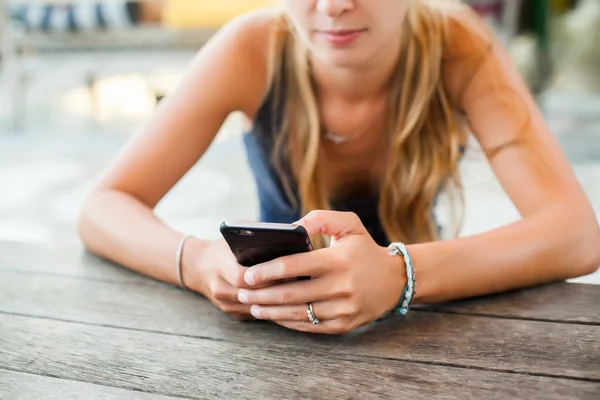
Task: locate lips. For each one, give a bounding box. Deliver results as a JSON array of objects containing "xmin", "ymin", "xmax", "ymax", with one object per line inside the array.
[{"xmin": 318, "ymin": 28, "xmax": 367, "ymax": 46}]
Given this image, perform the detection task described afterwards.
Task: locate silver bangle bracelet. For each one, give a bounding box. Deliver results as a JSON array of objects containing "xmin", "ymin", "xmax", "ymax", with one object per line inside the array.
[{"xmin": 176, "ymin": 234, "xmax": 193, "ymax": 290}]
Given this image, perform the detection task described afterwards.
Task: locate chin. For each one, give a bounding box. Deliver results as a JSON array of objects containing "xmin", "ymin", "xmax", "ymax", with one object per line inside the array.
[{"xmin": 313, "ymin": 47, "xmax": 375, "ymax": 69}]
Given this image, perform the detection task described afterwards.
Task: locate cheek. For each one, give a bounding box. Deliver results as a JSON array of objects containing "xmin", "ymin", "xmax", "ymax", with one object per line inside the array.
[
  {"xmin": 367, "ymin": 1, "xmax": 409, "ymax": 30},
  {"xmin": 283, "ymin": 12, "xmax": 314, "ymax": 47},
  {"xmin": 370, "ymin": 8, "xmax": 409, "ymax": 43},
  {"xmin": 283, "ymin": 2, "xmax": 310, "ymax": 29},
  {"xmin": 282, "ymin": 0, "xmax": 312, "ymax": 22}
]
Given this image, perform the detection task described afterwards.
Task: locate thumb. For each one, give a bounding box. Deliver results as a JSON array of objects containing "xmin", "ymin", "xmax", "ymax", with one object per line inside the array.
[{"xmin": 295, "ymin": 210, "xmax": 366, "ymax": 240}]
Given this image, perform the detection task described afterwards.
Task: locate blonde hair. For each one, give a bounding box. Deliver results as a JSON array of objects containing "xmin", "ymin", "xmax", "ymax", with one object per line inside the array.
[{"xmin": 268, "ymin": 1, "xmax": 482, "ymax": 246}]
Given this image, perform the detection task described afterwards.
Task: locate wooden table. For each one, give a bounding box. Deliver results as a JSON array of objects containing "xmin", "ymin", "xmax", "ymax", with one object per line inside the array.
[{"xmin": 1, "ymin": 242, "xmax": 599, "ymax": 399}]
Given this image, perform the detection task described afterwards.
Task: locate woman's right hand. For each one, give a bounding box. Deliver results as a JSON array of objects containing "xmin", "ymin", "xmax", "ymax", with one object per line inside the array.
[{"xmin": 185, "ymin": 238, "xmax": 258, "ymax": 321}]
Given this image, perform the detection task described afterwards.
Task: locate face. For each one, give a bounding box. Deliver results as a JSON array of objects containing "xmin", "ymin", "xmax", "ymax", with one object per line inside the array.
[{"xmin": 282, "ymin": 0, "xmax": 409, "ymax": 68}]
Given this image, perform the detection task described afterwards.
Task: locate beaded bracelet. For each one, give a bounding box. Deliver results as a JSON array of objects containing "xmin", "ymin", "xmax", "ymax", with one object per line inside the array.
[{"xmin": 388, "ymin": 242, "xmax": 416, "ymax": 315}]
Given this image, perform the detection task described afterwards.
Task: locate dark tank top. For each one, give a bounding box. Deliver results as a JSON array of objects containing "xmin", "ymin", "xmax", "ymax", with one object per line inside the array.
[{"xmin": 242, "ymin": 57, "xmax": 445, "ymax": 247}]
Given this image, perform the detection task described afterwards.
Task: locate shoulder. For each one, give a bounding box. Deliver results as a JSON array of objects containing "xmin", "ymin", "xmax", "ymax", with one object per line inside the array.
[
  {"xmin": 217, "ymin": 9, "xmax": 280, "ymax": 56},
  {"xmin": 440, "ymin": 2, "xmax": 494, "ymax": 60},
  {"xmin": 437, "ymin": 2, "xmax": 497, "ymax": 107},
  {"xmin": 199, "ymin": 9, "xmax": 284, "ymax": 116}
]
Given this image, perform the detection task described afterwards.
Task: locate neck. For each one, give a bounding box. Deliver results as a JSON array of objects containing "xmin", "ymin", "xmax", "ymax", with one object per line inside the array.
[{"xmin": 310, "ymin": 37, "xmax": 402, "ymax": 102}]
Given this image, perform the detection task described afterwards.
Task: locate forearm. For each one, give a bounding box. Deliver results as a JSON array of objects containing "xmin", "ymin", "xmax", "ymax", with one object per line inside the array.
[
  {"xmin": 77, "ymin": 189, "xmax": 209, "ymax": 289},
  {"xmin": 411, "ymin": 199, "xmax": 600, "ymax": 304}
]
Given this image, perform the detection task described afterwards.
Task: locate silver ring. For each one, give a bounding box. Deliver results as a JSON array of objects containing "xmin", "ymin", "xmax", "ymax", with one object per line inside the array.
[{"xmin": 306, "ymin": 302, "xmax": 320, "ymax": 325}]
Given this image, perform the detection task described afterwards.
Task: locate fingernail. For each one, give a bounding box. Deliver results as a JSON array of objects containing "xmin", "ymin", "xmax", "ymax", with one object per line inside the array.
[
  {"xmin": 244, "ymin": 270, "xmax": 255, "ymax": 285},
  {"xmin": 238, "ymin": 290, "xmax": 249, "ymax": 304},
  {"xmin": 251, "ymin": 305, "xmax": 263, "ymax": 319}
]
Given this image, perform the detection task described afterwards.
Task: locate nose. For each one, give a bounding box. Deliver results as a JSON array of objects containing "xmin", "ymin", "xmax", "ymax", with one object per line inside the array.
[{"xmin": 316, "ymin": 0, "xmax": 354, "ymax": 18}]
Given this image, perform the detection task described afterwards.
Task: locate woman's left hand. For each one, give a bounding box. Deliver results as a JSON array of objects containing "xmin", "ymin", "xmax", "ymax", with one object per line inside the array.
[{"xmin": 237, "ymin": 210, "xmax": 407, "ymax": 334}]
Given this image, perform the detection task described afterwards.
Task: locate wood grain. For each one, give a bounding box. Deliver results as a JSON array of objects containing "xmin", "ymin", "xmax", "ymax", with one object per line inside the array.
[
  {"xmin": 0, "ymin": 369, "xmax": 184, "ymax": 400},
  {"xmin": 2, "ymin": 242, "xmax": 598, "ymax": 323},
  {"xmin": 0, "ymin": 242, "xmax": 150, "ymax": 283},
  {"xmin": 416, "ymin": 282, "xmax": 600, "ymax": 324},
  {"xmin": 1, "ymin": 314, "xmax": 598, "ymax": 400},
  {"xmin": 1, "ymin": 273, "xmax": 599, "ymax": 380}
]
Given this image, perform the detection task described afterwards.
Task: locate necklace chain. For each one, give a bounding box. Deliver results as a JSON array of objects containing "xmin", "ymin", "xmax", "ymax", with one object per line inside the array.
[
  {"xmin": 321, "ymin": 100, "xmax": 388, "ymax": 144},
  {"xmin": 323, "ymin": 130, "xmax": 360, "ymax": 144}
]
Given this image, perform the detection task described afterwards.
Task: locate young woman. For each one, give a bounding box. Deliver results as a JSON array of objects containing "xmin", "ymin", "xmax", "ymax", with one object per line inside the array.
[{"xmin": 78, "ymin": 0, "xmax": 600, "ymax": 334}]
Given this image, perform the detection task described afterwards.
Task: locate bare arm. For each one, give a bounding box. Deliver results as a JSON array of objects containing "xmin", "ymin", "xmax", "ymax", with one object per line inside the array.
[
  {"xmin": 77, "ymin": 12, "xmax": 272, "ymax": 291},
  {"xmin": 413, "ymin": 8, "xmax": 600, "ymax": 303},
  {"xmin": 201, "ymin": 7, "xmax": 599, "ymax": 334}
]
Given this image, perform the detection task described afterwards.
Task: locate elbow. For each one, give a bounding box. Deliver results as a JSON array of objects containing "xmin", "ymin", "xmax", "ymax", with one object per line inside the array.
[
  {"xmin": 569, "ymin": 218, "xmax": 600, "ymax": 278},
  {"xmin": 579, "ymin": 250, "xmax": 600, "ymax": 278},
  {"xmin": 580, "ymin": 236, "xmax": 600, "ymax": 277},
  {"xmin": 550, "ymin": 193, "xmax": 600, "ymax": 278},
  {"xmin": 76, "ymin": 189, "xmax": 102, "ymax": 254}
]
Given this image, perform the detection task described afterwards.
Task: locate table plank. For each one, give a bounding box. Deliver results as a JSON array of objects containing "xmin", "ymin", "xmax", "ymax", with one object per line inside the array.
[
  {"xmin": 1, "ymin": 272, "xmax": 599, "ymax": 381},
  {"xmin": 1, "ymin": 314, "xmax": 598, "ymax": 400},
  {"xmin": 0, "ymin": 242, "xmax": 150, "ymax": 283},
  {"xmin": 417, "ymin": 282, "xmax": 600, "ymax": 324},
  {"xmin": 0, "ymin": 369, "xmax": 183, "ymax": 400},
  {"xmin": 2, "ymin": 242, "xmax": 598, "ymax": 323}
]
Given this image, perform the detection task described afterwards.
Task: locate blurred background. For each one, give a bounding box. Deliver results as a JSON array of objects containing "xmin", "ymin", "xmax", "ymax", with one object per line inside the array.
[{"xmin": 0, "ymin": 0, "xmax": 598, "ymax": 282}]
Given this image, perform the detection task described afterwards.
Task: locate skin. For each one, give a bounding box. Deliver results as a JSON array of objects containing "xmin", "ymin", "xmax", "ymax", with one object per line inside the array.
[{"xmin": 78, "ymin": 0, "xmax": 600, "ymax": 334}]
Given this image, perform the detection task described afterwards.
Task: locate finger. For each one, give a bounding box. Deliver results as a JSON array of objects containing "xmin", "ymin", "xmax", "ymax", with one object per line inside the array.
[
  {"xmin": 238, "ymin": 276, "xmax": 345, "ymax": 306},
  {"xmin": 230, "ymin": 313, "xmax": 256, "ymax": 322},
  {"xmin": 221, "ymin": 261, "xmax": 274, "ymax": 289},
  {"xmin": 217, "ymin": 300, "xmax": 253, "ymax": 315},
  {"xmin": 296, "ymin": 210, "xmax": 367, "ymax": 239},
  {"xmin": 212, "ymin": 278, "xmax": 275, "ymax": 309},
  {"xmin": 220, "ymin": 259, "xmax": 250, "ymax": 288},
  {"xmin": 275, "ymin": 319, "xmax": 354, "ymax": 335},
  {"xmin": 213, "ymin": 278, "xmax": 271, "ymax": 298},
  {"xmin": 209, "ymin": 277, "xmax": 241, "ymax": 302},
  {"xmin": 250, "ymin": 300, "xmax": 351, "ymax": 322},
  {"xmin": 213, "ymin": 239, "xmax": 255, "ymax": 289},
  {"xmin": 244, "ymin": 249, "xmax": 337, "ymax": 286}
]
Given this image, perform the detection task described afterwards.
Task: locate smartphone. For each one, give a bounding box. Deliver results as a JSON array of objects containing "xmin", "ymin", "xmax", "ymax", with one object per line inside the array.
[{"xmin": 220, "ymin": 221, "xmax": 314, "ymax": 268}]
